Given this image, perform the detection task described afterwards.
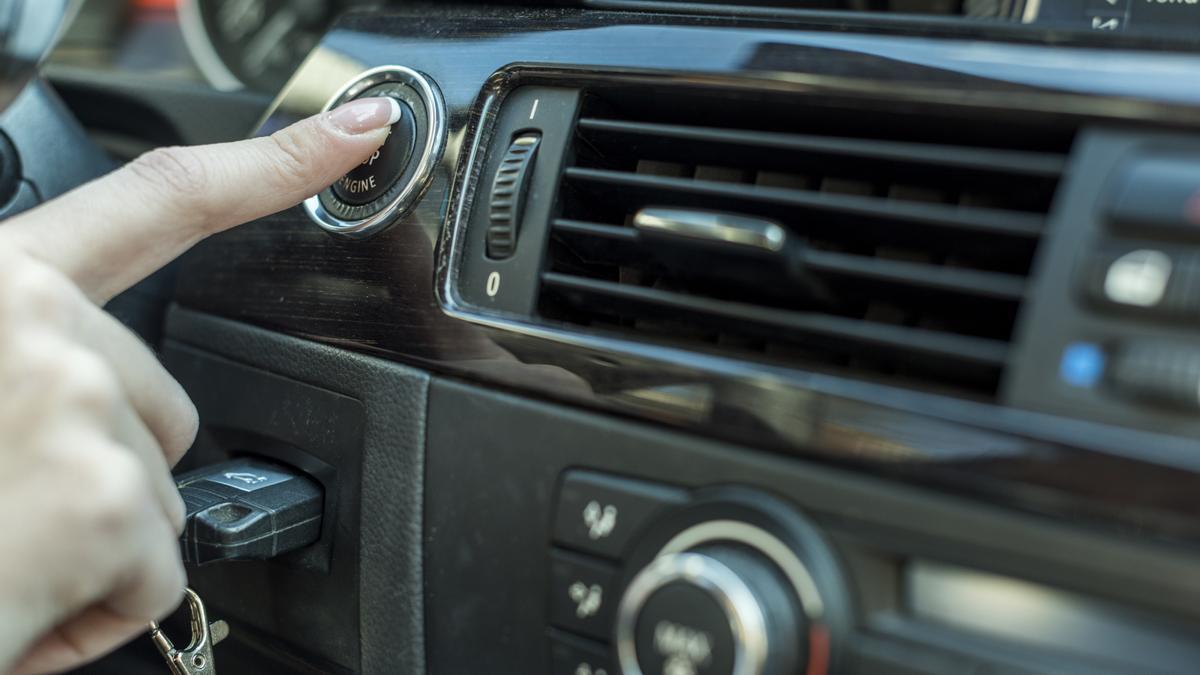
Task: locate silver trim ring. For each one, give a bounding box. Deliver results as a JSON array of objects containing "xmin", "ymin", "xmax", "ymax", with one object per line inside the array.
[
  {"xmin": 303, "ymin": 65, "xmax": 447, "ymax": 238},
  {"xmin": 616, "ymin": 552, "xmax": 769, "ymax": 675},
  {"xmin": 660, "ymin": 520, "xmax": 826, "ymax": 621}
]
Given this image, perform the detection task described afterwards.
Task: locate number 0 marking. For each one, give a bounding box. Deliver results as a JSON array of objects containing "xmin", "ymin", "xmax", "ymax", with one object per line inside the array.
[{"xmin": 486, "ymin": 271, "xmax": 501, "ymax": 297}]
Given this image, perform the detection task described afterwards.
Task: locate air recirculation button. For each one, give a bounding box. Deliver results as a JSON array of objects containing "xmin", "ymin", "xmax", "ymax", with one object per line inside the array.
[{"xmin": 486, "ymin": 133, "xmax": 541, "ymax": 259}]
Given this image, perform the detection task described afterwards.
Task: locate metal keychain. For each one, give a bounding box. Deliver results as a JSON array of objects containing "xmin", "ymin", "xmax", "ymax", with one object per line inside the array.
[{"xmin": 149, "ymin": 588, "xmax": 229, "ymax": 674}]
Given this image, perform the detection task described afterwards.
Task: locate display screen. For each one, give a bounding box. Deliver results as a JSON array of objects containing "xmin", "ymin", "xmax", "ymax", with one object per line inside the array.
[{"xmin": 1031, "ymin": 0, "xmax": 1200, "ymax": 35}]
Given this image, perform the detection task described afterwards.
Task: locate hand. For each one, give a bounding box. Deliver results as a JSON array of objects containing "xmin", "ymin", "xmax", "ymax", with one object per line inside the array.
[{"xmin": 0, "ymin": 96, "xmax": 401, "ymax": 675}]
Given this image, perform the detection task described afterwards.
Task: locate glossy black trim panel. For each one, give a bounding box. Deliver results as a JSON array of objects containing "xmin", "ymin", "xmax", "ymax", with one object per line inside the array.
[{"xmin": 176, "ymin": 6, "xmax": 1200, "ymax": 546}]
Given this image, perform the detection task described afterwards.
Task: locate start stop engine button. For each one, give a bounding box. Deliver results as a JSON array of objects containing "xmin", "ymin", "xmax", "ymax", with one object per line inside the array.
[
  {"xmin": 303, "ymin": 65, "xmax": 446, "ymax": 238},
  {"xmin": 332, "ymin": 95, "xmax": 416, "ymax": 205}
]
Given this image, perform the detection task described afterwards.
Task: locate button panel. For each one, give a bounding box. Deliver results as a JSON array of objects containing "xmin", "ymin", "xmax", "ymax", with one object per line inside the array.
[
  {"xmin": 546, "ymin": 471, "xmax": 688, "ymax": 668},
  {"xmin": 553, "ymin": 470, "xmax": 686, "ymax": 560},
  {"xmin": 1005, "ymin": 130, "xmax": 1200, "ymax": 432}
]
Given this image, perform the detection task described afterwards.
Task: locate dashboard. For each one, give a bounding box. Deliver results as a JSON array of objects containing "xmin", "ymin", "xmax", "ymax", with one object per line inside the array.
[
  {"xmin": 41, "ymin": 0, "xmax": 1200, "ymax": 674},
  {"xmin": 47, "ymin": 0, "xmax": 1200, "ymax": 97}
]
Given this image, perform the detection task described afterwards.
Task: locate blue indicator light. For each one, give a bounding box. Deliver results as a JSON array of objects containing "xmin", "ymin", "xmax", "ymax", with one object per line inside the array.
[{"xmin": 1060, "ymin": 342, "xmax": 1106, "ymax": 389}]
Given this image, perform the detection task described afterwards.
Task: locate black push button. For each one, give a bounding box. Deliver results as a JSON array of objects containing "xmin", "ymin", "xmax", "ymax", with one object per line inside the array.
[
  {"xmin": 176, "ymin": 458, "xmax": 323, "ymax": 565},
  {"xmin": 332, "ymin": 96, "xmax": 417, "ymax": 206},
  {"xmin": 1109, "ymin": 341, "xmax": 1200, "ymax": 411},
  {"xmin": 550, "ymin": 550, "xmax": 620, "ymax": 641},
  {"xmin": 1083, "ymin": 248, "xmax": 1200, "ymax": 319},
  {"xmin": 1084, "ymin": 248, "xmax": 1175, "ymax": 310},
  {"xmin": 1109, "ymin": 157, "xmax": 1200, "ymax": 239},
  {"xmin": 553, "ymin": 471, "xmax": 686, "ymax": 560},
  {"xmin": 549, "ymin": 632, "xmax": 616, "ymax": 675}
]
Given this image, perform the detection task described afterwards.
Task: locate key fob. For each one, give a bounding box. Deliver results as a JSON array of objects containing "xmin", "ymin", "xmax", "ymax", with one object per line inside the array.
[{"xmin": 175, "ymin": 458, "xmax": 324, "ymax": 565}]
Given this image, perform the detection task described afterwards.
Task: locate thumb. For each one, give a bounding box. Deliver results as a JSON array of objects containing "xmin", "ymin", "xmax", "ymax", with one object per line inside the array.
[{"xmin": 0, "ymin": 97, "xmax": 402, "ymax": 303}]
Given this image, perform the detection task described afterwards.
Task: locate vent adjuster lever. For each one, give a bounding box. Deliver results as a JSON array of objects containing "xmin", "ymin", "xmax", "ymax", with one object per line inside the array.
[
  {"xmin": 486, "ymin": 133, "xmax": 542, "ymax": 259},
  {"xmin": 633, "ymin": 207, "xmax": 787, "ymax": 253},
  {"xmin": 633, "ymin": 207, "xmax": 832, "ymax": 303}
]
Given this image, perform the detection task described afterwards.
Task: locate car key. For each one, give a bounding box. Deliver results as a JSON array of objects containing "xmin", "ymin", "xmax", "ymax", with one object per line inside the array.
[
  {"xmin": 175, "ymin": 457, "xmax": 324, "ymax": 565},
  {"xmin": 149, "ymin": 588, "xmax": 229, "ymax": 674}
]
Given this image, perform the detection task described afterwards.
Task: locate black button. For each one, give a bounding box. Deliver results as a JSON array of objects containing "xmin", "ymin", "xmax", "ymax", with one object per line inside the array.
[
  {"xmin": 1083, "ymin": 248, "xmax": 1200, "ymax": 318},
  {"xmin": 550, "ymin": 550, "xmax": 620, "ymax": 641},
  {"xmin": 332, "ymin": 97, "xmax": 417, "ymax": 206},
  {"xmin": 1109, "ymin": 341, "xmax": 1200, "ymax": 411},
  {"xmin": 549, "ymin": 632, "xmax": 616, "ymax": 675},
  {"xmin": 1084, "ymin": 248, "xmax": 1175, "ymax": 311},
  {"xmin": 1109, "ymin": 157, "xmax": 1200, "ymax": 239},
  {"xmin": 635, "ymin": 582, "xmax": 737, "ymax": 675},
  {"xmin": 553, "ymin": 471, "xmax": 686, "ymax": 560}
]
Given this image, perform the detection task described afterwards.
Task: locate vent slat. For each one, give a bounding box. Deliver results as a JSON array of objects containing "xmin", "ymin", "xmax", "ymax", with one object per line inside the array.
[
  {"xmin": 577, "ymin": 118, "xmax": 1067, "ymax": 180},
  {"xmin": 803, "ymin": 250, "xmax": 1026, "ymax": 302},
  {"xmin": 554, "ymin": 218, "xmax": 639, "ymax": 241},
  {"xmin": 564, "ymin": 167, "xmax": 1045, "ymax": 241},
  {"xmin": 542, "ymin": 272, "xmax": 1010, "ymax": 368},
  {"xmin": 551, "ymin": 218, "xmax": 1027, "ymax": 302}
]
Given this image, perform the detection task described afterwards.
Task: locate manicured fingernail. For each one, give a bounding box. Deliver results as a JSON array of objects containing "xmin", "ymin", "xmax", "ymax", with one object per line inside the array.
[{"xmin": 328, "ymin": 97, "xmax": 403, "ymax": 135}]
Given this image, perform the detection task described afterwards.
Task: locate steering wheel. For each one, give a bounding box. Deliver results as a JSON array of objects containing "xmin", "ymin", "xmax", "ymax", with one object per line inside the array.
[{"xmin": 0, "ymin": 1, "xmax": 177, "ymax": 343}]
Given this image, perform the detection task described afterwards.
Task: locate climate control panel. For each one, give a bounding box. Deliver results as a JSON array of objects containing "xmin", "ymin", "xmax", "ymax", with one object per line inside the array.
[{"xmin": 546, "ymin": 472, "xmax": 849, "ymax": 675}]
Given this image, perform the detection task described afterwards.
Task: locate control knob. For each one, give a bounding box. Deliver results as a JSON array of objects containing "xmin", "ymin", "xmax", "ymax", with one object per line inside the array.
[{"xmin": 617, "ymin": 545, "xmax": 808, "ymax": 675}]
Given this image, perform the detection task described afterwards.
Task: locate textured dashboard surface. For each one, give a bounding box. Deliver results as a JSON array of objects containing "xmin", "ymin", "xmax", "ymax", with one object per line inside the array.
[{"xmin": 165, "ymin": 306, "xmax": 430, "ymax": 675}]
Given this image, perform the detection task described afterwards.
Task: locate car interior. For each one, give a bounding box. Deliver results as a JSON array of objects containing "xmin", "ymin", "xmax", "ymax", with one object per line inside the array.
[{"xmin": 3, "ymin": 0, "xmax": 1198, "ymax": 673}]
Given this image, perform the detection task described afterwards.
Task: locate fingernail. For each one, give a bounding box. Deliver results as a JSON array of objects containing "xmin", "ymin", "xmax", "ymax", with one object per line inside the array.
[{"xmin": 327, "ymin": 97, "xmax": 403, "ymax": 135}]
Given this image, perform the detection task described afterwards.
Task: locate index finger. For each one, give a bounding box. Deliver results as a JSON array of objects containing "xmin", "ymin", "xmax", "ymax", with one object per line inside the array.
[{"xmin": 0, "ymin": 97, "xmax": 401, "ymax": 304}]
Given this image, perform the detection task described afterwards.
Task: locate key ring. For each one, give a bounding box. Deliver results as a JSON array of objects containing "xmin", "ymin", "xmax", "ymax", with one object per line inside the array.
[{"xmin": 149, "ymin": 588, "xmax": 228, "ymax": 674}]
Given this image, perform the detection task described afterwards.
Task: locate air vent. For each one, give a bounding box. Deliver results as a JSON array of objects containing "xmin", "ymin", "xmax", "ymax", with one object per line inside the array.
[{"xmin": 537, "ymin": 87, "xmax": 1076, "ymax": 397}]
